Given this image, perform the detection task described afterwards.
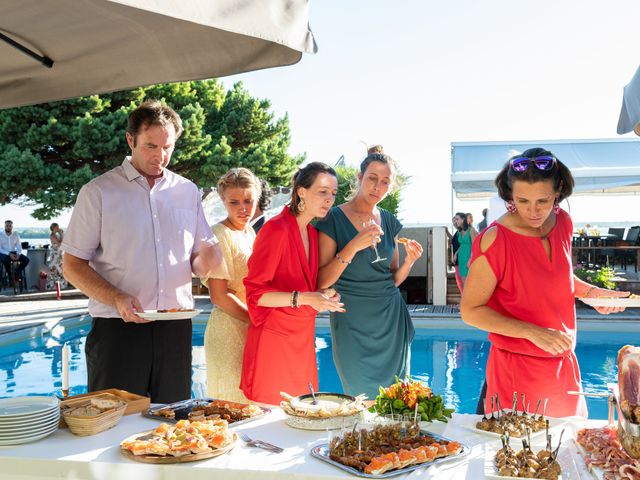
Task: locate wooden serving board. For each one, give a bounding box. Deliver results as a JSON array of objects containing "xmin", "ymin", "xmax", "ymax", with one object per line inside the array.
[{"xmin": 120, "ymin": 431, "xmax": 237, "ymax": 464}]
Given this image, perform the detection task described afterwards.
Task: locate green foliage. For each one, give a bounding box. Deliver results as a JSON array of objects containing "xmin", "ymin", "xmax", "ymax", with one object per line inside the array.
[
  {"xmin": 334, "ymin": 165, "xmax": 406, "ymax": 216},
  {"xmin": 0, "ymin": 80, "xmax": 304, "ymax": 219},
  {"xmin": 573, "ymin": 266, "xmax": 617, "ymax": 290},
  {"xmin": 367, "ymin": 377, "xmax": 454, "ymax": 423}
]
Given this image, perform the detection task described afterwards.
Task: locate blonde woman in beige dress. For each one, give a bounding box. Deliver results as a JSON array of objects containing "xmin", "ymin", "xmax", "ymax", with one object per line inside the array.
[{"xmin": 204, "ymin": 168, "xmax": 261, "ymax": 402}]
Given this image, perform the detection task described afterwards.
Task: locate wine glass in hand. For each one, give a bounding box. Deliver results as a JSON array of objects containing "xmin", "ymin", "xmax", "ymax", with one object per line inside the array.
[{"xmin": 362, "ymin": 219, "xmax": 386, "ymax": 264}]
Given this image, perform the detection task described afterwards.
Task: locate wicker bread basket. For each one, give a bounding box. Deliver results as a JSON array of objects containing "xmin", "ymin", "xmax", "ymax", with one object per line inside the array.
[{"xmin": 62, "ymin": 393, "xmax": 127, "ymax": 436}]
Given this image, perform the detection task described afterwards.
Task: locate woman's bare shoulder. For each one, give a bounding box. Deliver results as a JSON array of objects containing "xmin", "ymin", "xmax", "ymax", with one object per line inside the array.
[{"xmin": 479, "ymin": 226, "xmax": 499, "ymax": 252}]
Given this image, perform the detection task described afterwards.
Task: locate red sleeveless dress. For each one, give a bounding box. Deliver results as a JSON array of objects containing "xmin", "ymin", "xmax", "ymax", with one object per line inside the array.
[{"xmin": 470, "ymin": 209, "xmax": 588, "ymax": 418}]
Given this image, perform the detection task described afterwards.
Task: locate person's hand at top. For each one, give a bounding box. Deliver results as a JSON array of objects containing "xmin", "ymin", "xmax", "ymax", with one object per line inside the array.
[
  {"xmin": 584, "ymin": 286, "xmax": 629, "ymax": 314},
  {"xmin": 114, "ymin": 292, "xmax": 150, "ymax": 323},
  {"xmin": 349, "ymin": 222, "xmax": 383, "ymax": 253}
]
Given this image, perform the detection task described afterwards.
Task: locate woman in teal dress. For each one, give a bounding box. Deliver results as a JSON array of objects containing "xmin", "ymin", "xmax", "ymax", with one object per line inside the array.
[
  {"xmin": 316, "ymin": 146, "xmax": 423, "ymax": 398},
  {"xmin": 452, "ymin": 211, "xmax": 476, "ymax": 290}
]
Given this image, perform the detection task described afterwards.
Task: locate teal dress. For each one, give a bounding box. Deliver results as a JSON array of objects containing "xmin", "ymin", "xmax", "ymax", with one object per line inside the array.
[
  {"xmin": 316, "ymin": 207, "xmax": 415, "ymax": 398},
  {"xmin": 457, "ymin": 229, "xmax": 473, "ymax": 277}
]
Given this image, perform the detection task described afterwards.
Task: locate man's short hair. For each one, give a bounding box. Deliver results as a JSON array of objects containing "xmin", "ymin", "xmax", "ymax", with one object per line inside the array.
[
  {"xmin": 4, "ymin": 220, "xmax": 12, "ymax": 225},
  {"xmin": 126, "ymin": 100, "xmax": 184, "ymax": 146}
]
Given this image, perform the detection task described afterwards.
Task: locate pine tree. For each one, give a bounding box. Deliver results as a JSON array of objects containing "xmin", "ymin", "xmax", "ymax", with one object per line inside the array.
[{"xmin": 0, "ymin": 80, "xmax": 304, "ymax": 219}]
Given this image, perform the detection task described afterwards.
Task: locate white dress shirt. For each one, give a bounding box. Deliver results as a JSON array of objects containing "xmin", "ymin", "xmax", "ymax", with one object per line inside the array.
[
  {"xmin": 62, "ymin": 157, "xmax": 217, "ymax": 318},
  {"xmin": 0, "ymin": 230, "xmax": 22, "ymax": 256}
]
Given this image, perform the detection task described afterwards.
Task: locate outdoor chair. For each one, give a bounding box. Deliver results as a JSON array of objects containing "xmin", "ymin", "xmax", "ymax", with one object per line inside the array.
[
  {"xmin": 615, "ymin": 226, "xmax": 640, "ymax": 272},
  {"xmin": 601, "ymin": 227, "xmax": 626, "ymax": 267},
  {"xmin": 9, "ymin": 259, "xmax": 27, "ymax": 294}
]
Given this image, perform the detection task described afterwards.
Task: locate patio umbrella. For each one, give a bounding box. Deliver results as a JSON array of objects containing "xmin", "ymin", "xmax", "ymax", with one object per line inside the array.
[
  {"xmin": 0, "ymin": 0, "xmax": 317, "ymax": 109},
  {"xmin": 617, "ymin": 64, "xmax": 640, "ymax": 135}
]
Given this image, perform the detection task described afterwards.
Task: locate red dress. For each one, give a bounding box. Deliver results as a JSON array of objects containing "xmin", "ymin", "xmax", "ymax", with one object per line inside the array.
[
  {"xmin": 470, "ymin": 209, "xmax": 588, "ymax": 418},
  {"xmin": 240, "ymin": 207, "xmax": 319, "ymax": 404}
]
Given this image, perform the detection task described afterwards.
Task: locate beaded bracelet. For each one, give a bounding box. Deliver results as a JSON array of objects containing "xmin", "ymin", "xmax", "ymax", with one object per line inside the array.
[
  {"xmin": 335, "ymin": 252, "xmax": 351, "ymax": 265},
  {"xmin": 292, "ymin": 290, "xmax": 300, "ymax": 308}
]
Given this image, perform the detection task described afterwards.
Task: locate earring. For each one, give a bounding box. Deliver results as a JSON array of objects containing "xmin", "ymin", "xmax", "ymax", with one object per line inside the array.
[
  {"xmin": 553, "ymin": 201, "xmax": 560, "ymax": 214},
  {"xmin": 298, "ymin": 198, "xmax": 306, "ymax": 213},
  {"xmin": 506, "ymin": 200, "xmax": 517, "ymax": 214}
]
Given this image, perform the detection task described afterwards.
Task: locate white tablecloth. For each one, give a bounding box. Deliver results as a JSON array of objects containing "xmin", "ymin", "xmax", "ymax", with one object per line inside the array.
[{"xmin": 0, "ymin": 409, "xmax": 603, "ymax": 480}]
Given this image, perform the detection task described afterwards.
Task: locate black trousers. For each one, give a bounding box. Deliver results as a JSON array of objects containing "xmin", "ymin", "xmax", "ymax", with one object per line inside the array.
[
  {"xmin": 476, "ymin": 380, "xmax": 488, "ymax": 414},
  {"xmin": 86, "ymin": 317, "xmax": 192, "ymax": 404},
  {"xmin": 0, "ymin": 253, "xmax": 29, "ymax": 279}
]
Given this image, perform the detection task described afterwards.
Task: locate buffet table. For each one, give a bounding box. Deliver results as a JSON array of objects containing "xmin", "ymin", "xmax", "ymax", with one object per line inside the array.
[{"xmin": 0, "ymin": 408, "xmax": 602, "ymax": 480}]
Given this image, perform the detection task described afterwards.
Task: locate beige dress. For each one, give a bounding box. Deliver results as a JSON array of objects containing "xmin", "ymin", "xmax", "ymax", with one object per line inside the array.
[{"xmin": 204, "ymin": 223, "xmax": 255, "ymax": 402}]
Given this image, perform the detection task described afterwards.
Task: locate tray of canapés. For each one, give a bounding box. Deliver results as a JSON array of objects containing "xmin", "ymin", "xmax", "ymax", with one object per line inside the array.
[
  {"xmin": 144, "ymin": 398, "xmax": 269, "ymax": 427},
  {"xmin": 120, "ymin": 418, "xmax": 237, "ymax": 463},
  {"xmin": 460, "ymin": 393, "xmax": 565, "ymax": 439},
  {"xmin": 310, "ymin": 420, "xmax": 468, "ymax": 478},
  {"xmin": 485, "ymin": 427, "xmax": 567, "ymax": 479}
]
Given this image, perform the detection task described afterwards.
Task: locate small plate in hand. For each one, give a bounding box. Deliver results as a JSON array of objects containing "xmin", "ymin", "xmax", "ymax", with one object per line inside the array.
[
  {"xmin": 137, "ymin": 309, "xmax": 202, "ymax": 321},
  {"xmin": 579, "ymin": 297, "xmax": 640, "ymax": 308}
]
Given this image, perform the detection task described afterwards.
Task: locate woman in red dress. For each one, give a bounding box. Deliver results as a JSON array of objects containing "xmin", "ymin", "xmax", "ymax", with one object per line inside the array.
[
  {"xmin": 461, "ymin": 147, "xmax": 628, "ymax": 418},
  {"xmin": 241, "ymin": 162, "xmax": 345, "ymax": 404}
]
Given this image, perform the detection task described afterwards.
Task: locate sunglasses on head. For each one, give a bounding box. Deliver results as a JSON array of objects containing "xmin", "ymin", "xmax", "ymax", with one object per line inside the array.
[{"xmin": 510, "ymin": 155, "xmax": 556, "ymax": 172}]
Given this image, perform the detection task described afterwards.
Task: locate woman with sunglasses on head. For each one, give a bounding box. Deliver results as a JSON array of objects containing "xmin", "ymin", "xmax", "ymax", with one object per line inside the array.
[
  {"xmin": 461, "ymin": 147, "xmax": 628, "ymax": 418},
  {"xmin": 316, "ymin": 146, "xmax": 422, "ymax": 398},
  {"xmin": 240, "ymin": 162, "xmax": 344, "ymax": 405}
]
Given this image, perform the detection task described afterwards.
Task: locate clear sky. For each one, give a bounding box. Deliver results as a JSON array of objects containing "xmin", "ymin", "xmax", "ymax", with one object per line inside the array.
[{"xmin": 3, "ymin": 0, "xmax": 640, "ymax": 228}]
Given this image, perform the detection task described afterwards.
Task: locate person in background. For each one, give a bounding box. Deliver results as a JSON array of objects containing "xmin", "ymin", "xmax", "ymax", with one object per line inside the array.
[
  {"xmin": 251, "ymin": 178, "xmax": 273, "ymax": 234},
  {"xmin": 477, "ymin": 208, "xmax": 488, "ymax": 232},
  {"xmin": 241, "ymin": 162, "xmax": 344, "ymax": 405},
  {"xmin": 461, "ymin": 147, "xmax": 628, "ymax": 418},
  {"xmin": 62, "ymin": 100, "xmax": 222, "ymax": 403},
  {"xmin": 46, "ymin": 222, "xmax": 67, "ymax": 290},
  {"xmin": 466, "ymin": 212, "xmax": 475, "ymax": 231},
  {"xmin": 0, "ymin": 220, "xmax": 29, "ymax": 286},
  {"xmin": 453, "ymin": 211, "xmax": 475, "ymax": 291},
  {"xmin": 450, "ymin": 215, "xmax": 463, "ymax": 293},
  {"xmin": 202, "ymin": 168, "xmax": 260, "ymax": 402},
  {"xmin": 316, "ymin": 146, "xmax": 422, "ymax": 398}
]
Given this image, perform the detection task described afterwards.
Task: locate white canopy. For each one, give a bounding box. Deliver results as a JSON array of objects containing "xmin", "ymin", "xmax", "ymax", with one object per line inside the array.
[
  {"xmin": 0, "ymin": 0, "xmax": 316, "ymax": 109},
  {"xmin": 451, "ymin": 139, "xmax": 640, "ymax": 199}
]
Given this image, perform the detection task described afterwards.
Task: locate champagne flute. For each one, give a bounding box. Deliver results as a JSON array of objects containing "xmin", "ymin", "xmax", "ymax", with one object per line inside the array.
[{"xmin": 362, "ymin": 219, "xmax": 387, "ymax": 264}]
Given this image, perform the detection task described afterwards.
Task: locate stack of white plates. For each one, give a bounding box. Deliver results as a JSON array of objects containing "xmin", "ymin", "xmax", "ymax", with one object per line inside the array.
[{"xmin": 0, "ymin": 396, "xmax": 60, "ymax": 445}]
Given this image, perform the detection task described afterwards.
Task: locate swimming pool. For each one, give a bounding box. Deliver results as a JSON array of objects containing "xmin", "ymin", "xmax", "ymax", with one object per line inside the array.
[{"xmin": 0, "ymin": 315, "xmax": 635, "ymax": 419}]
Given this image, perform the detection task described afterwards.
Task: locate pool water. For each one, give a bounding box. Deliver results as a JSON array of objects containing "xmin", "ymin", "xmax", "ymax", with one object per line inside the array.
[{"xmin": 0, "ymin": 317, "xmax": 634, "ymax": 419}]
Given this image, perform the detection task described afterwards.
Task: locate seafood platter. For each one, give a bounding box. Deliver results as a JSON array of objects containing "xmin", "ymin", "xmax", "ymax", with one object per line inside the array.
[
  {"xmin": 310, "ymin": 421, "xmax": 468, "ymax": 478},
  {"xmin": 145, "ymin": 398, "xmax": 268, "ymax": 427},
  {"xmin": 120, "ymin": 418, "xmax": 237, "ymax": 463},
  {"xmin": 280, "ymin": 391, "xmax": 366, "ymax": 430},
  {"xmin": 461, "ymin": 392, "xmax": 565, "ymax": 439}
]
